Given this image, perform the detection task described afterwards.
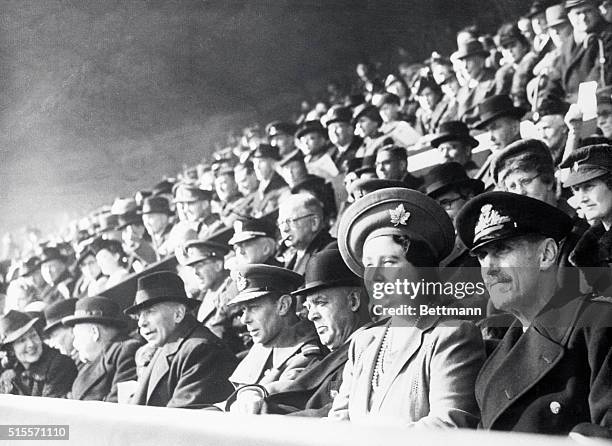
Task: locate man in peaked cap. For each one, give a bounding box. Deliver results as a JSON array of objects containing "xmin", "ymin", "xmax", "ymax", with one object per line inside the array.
[
  {"xmin": 214, "ymin": 166, "xmax": 249, "ymax": 228},
  {"xmin": 62, "ymin": 296, "xmax": 140, "ymax": 402},
  {"xmin": 230, "ymin": 216, "xmax": 282, "ymax": 267},
  {"xmin": 250, "ymin": 143, "xmax": 290, "ymax": 217},
  {"xmin": 321, "ymin": 105, "xmax": 362, "ymax": 172},
  {"xmin": 172, "ymin": 182, "xmax": 222, "ymax": 239},
  {"xmin": 113, "ymin": 197, "xmax": 157, "ymax": 271},
  {"xmin": 455, "ymin": 191, "xmax": 612, "ymax": 436},
  {"xmin": 38, "ymin": 246, "xmax": 77, "ymax": 305},
  {"xmin": 230, "ymin": 249, "xmax": 369, "ymax": 416},
  {"xmin": 126, "ymin": 271, "xmax": 237, "ymax": 408},
  {"xmin": 42, "ymin": 298, "xmax": 79, "ymax": 362},
  {"xmin": 225, "ymin": 264, "xmax": 324, "ymax": 412},
  {"xmin": 140, "ymin": 196, "xmax": 174, "ymax": 261},
  {"xmin": 266, "ymin": 121, "xmax": 298, "ymax": 157},
  {"xmin": 431, "ymin": 120, "xmax": 480, "ymax": 176}
]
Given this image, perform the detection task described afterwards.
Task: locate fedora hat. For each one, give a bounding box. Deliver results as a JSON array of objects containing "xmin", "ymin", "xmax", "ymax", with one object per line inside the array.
[
  {"xmin": 62, "ymin": 296, "xmax": 128, "ymax": 328},
  {"xmin": 124, "ymin": 271, "xmax": 200, "ymax": 315},
  {"xmin": 0, "ymin": 310, "xmax": 39, "ymax": 346},
  {"xmin": 473, "ymin": 95, "xmax": 526, "ymax": 130},
  {"xmin": 454, "ymin": 39, "xmax": 488, "ymax": 60},
  {"xmin": 43, "ymin": 298, "xmax": 78, "ymax": 334},
  {"xmin": 430, "ymin": 121, "xmax": 479, "ymax": 148},
  {"xmin": 141, "ymin": 196, "xmax": 172, "ymax": 215},
  {"xmin": 291, "ymin": 249, "xmax": 361, "ymax": 297},
  {"xmin": 423, "ymin": 162, "xmax": 485, "ymax": 198}
]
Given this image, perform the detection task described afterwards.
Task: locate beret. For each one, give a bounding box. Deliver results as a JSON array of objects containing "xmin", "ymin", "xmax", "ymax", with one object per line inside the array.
[{"xmin": 337, "ymin": 187, "xmax": 454, "ymax": 277}]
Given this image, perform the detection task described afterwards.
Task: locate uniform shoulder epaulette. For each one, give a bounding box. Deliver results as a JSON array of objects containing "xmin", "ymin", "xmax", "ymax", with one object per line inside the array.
[
  {"xmin": 590, "ymin": 294, "xmax": 612, "ymax": 304},
  {"xmin": 300, "ymin": 343, "xmax": 321, "ymax": 357}
]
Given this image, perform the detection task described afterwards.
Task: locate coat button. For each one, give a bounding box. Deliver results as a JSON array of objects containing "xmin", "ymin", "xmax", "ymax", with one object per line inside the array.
[{"xmin": 549, "ymin": 401, "xmax": 561, "ymax": 414}]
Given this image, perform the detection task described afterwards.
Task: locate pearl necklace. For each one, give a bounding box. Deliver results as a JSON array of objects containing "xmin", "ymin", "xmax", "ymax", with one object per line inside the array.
[{"xmin": 371, "ymin": 326, "xmax": 392, "ymax": 390}]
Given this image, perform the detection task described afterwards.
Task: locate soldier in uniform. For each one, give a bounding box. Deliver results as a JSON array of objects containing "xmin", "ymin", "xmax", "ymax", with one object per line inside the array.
[
  {"xmin": 456, "ymin": 191, "xmax": 612, "ymax": 436},
  {"xmin": 231, "ymin": 249, "xmax": 369, "ymax": 416},
  {"xmin": 176, "ymin": 234, "xmax": 247, "ymax": 355},
  {"xmin": 141, "ymin": 196, "xmax": 174, "ymax": 261},
  {"xmin": 63, "ymin": 296, "xmax": 140, "ymax": 402},
  {"xmin": 229, "ymin": 216, "xmax": 282, "ymax": 267},
  {"xmin": 38, "ymin": 247, "xmax": 78, "ymax": 305},
  {"xmin": 0, "ymin": 311, "xmax": 77, "ymax": 397},
  {"xmin": 266, "ymin": 121, "xmax": 298, "ymax": 158},
  {"xmin": 171, "ymin": 182, "xmax": 222, "ymax": 239},
  {"xmin": 214, "ymin": 167, "xmax": 249, "ymax": 227},
  {"xmin": 233, "ymin": 160, "xmax": 260, "ymax": 218},
  {"xmin": 127, "ymin": 271, "xmax": 237, "ymax": 408},
  {"xmin": 225, "ymin": 264, "xmax": 324, "ymax": 411},
  {"xmin": 250, "ymin": 143, "xmax": 290, "ymax": 217}
]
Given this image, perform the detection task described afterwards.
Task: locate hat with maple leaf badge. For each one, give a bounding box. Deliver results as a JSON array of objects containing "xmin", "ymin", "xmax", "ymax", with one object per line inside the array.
[{"xmin": 337, "ymin": 187, "xmax": 455, "ymax": 277}]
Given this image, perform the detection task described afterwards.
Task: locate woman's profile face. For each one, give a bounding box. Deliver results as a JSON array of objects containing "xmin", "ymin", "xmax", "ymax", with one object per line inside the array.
[{"xmin": 362, "ymin": 234, "xmax": 422, "ymax": 309}]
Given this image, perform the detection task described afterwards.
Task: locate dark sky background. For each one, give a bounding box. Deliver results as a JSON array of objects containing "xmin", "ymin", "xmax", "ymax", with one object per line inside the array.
[{"xmin": 0, "ymin": 0, "xmax": 530, "ymax": 234}]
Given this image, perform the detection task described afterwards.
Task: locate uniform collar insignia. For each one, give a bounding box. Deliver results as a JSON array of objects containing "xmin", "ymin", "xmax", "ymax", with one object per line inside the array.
[
  {"xmin": 236, "ymin": 272, "xmax": 248, "ymax": 292},
  {"xmin": 389, "ymin": 204, "xmax": 410, "ymax": 227},
  {"xmin": 474, "ymin": 204, "xmax": 513, "ymax": 237}
]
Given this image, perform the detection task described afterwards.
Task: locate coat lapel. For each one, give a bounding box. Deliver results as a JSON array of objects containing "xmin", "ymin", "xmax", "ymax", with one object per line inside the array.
[
  {"xmin": 229, "ymin": 344, "xmax": 273, "ymax": 385},
  {"xmin": 353, "ymin": 326, "xmax": 385, "ymax": 414},
  {"xmin": 72, "ymin": 346, "xmax": 110, "ymax": 400}
]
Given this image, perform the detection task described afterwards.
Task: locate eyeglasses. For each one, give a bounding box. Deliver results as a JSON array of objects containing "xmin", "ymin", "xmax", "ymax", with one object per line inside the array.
[
  {"xmin": 437, "ymin": 195, "xmax": 465, "ymax": 210},
  {"xmin": 505, "ymin": 174, "xmax": 541, "ymax": 193},
  {"xmin": 277, "ymin": 214, "xmax": 315, "ymax": 228}
]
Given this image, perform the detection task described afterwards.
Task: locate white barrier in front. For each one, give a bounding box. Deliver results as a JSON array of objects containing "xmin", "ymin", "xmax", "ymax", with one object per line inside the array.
[{"xmin": 0, "ymin": 394, "xmax": 586, "ymax": 446}]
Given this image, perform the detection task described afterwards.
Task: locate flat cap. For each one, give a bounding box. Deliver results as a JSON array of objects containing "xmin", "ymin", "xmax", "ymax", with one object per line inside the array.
[
  {"xmin": 228, "ymin": 264, "xmax": 303, "ymax": 305},
  {"xmin": 337, "ymin": 187, "xmax": 455, "ymax": 277},
  {"xmin": 560, "ymin": 144, "xmax": 612, "ymax": 187},
  {"xmin": 456, "ymin": 191, "xmax": 573, "ymax": 252}
]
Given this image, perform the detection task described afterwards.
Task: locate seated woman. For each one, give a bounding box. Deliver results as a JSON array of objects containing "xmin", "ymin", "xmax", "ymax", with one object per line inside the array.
[
  {"xmin": 91, "ymin": 238, "xmax": 130, "ymax": 290},
  {"xmin": 329, "ymin": 187, "xmax": 485, "ymax": 428},
  {"xmin": 0, "ymin": 310, "xmax": 77, "ymax": 397}
]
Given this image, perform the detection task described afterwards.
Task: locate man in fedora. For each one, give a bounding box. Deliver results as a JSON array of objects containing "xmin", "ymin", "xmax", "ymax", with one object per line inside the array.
[
  {"xmin": 176, "ymin": 232, "xmax": 247, "ymax": 355},
  {"xmin": 126, "ymin": 271, "xmax": 237, "ymax": 408},
  {"xmin": 473, "ymin": 94, "xmax": 525, "ymax": 189},
  {"xmin": 42, "ymin": 298, "xmax": 79, "ymax": 362},
  {"xmin": 0, "ymin": 310, "xmax": 77, "ymax": 397},
  {"xmin": 456, "ymin": 191, "xmax": 612, "ymax": 436},
  {"xmin": 230, "ymin": 250, "xmax": 369, "ymax": 416},
  {"xmin": 430, "ymin": 121, "xmax": 480, "ymax": 176},
  {"xmin": 250, "ymin": 143, "xmax": 290, "ymax": 217},
  {"xmin": 141, "ymin": 196, "xmax": 174, "ymax": 261},
  {"xmin": 321, "ymin": 105, "xmax": 362, "ymax": 172},
  {"xmin": 454, "ymin": 39, "xmax": 497, "ymax": 126},
  {"xmin": 266, "ymin": 121, "xmax": 298, "ymax": 157},
  {"xmin": 38, "ymin": 246, "xmax": 78, "ymax": 305},
  {"xmin": 226, "ymin": 264, "xmax": 323, "ymax": 406},
  {"xmin": 229, "ymin": 216, "xmax": 283, "ymax": 267},
  {"xmin": 62, "ymin": 296, "xmax": 140, "ymax": 402}
]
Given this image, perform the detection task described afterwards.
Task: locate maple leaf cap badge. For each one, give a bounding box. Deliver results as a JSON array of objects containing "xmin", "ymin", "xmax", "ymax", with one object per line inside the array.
[{"xmin": 389, "ymin": 204, "xmax": 410, "ymax": 227}]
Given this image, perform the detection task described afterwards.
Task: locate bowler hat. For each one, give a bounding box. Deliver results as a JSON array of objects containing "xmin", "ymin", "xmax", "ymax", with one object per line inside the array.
[
  {"xmin": 141, "ymin": 196, "xmax": 172, "ymax": 215},
  {"xmin": 454, "ymin": 39, "xmax": 489, "ymax": 60},
  {"xmin": 62, "ymin": 296, "xmax": 127, "ymax": 328},
  {"xmin": 456, "ymin": 191, "xmax": 573, "ymax": 252},
  {"xmin": 266, "ymin": 121, "xmax": 297, "ymax": 138},
  {"xmin": 430, "ymin": 121, "xmax": 479, "ymax": 148},
  {"xmin": 43, "ymin": 298, "xmax": 78, "ymax": 334},
  {"xmin": 278, "ymin": 148, "xmax": 305, "ymax": 167},
  {"xmin": 338, "ymin": 188, "xmax": 455, "ymax": 277},
  {"xmin": 173, "ymin": 183, "xmax": 213, "ymax": 203},
  {"xmin": 473, "ymin": 95, "xmax": 526, "ymax": 130},
  {"xmin": 546, "ymin": 3, "xmax": 569, "ymax": 27},
  {"xmin": 352, "ymin": 104, "xmax": 383, "ymax": 126},
  {"xmin": 124, "ymin": 271, "xmax": 200, "ymax": 315},
  {"xmin": 560, "ymin": 144, "xmax": 612, "ymax": 187},
  {"xmin": 491, "ymin": 139, "xmax": 554, "ymax": 185},
  {"xmin": 321, "ymin": 105, "xmax": 353, "ymax": 128},
  {"xmin": 251, "ymin": 143, "xmax": 281, "ymax": 161},
  {"xmin": 228, "ymin": 264, "xmax": 303, "ymax": 306},
  {"xmin": 229, "ymin": 216, "xmax": 277, "ymax": 245},
  {"xmin": 423, "ymin": 162, "xmax": 485, "ymax": 198},
  {"xmin": 39, "ymin": 247, "xmax": 67, "ymax": 265},
  {"xmin": 0, "ymin": 310, "xmax": 39, "ymax": 346},
  {"xmin": 291, "ymin": 249, "xmax": 361, "ymax": 297},
  {"xmin": 295, "ymin": 120, "xmax": 327, "ymax": 139}
]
